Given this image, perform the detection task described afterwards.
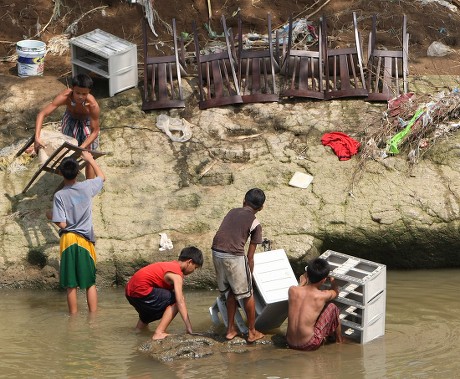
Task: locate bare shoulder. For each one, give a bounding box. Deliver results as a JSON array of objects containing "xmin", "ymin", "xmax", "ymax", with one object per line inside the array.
[
  {"xmin": 54, "ymin": 88, "xmax": 72, "ymax": 104},
  {"xmin": 87, "ymin": 94, "xmax": 100, "ymax": 113},
  {"xmin": 320, "ymin": 288, "xmax": 338, "ymax": 301},
  {"xmin": 288, "ymin": 285, "xmax": 300, "ymax": 297}
]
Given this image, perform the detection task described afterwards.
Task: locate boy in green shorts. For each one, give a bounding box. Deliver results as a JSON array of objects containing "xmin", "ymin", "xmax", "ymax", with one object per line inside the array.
[{"xmin": 48, "ymin": 151, "xmax": 105, "ymax": 314}]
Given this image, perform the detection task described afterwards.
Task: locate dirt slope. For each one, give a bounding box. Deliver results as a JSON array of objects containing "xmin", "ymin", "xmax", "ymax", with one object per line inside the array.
[{"xmin": 0, "ymin": 0, "xmax": 459, "ymax": 77}]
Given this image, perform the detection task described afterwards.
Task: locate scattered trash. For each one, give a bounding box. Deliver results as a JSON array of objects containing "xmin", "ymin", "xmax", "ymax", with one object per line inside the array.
[
  {"xmin": 427, "ymin": 41, "xmax": 455, "ymax": 56},
  {"xmin": 204, "ymin": 23, "xmax": 224, "ymax": 38},
  {"xmin": 231, "ymin": 7, "xmax": 241, "ymax": 17},
  {"xmin": 275, "ymin": 18, "xmax": 317, "ymax": 45},
  {"xmin": 359, "ymin": 89, "xmax": 460, "ymax": 165},
  {"xmin": 156, "ymin": 114, "xmax": 193, "ymax": 142},
  {"xmin": 387, "ymin": 108, "xmax": 425, "ymax": 154},
  {"xmin": 47, "ymin": 35, "xmax": 70, "ymax": 56},
  {"xmin": 417, "ymin": 0, "xmax": 458, "ymax": 12},
  {"xmin": 240, "ymin": 18, "xmax": 317, "ymax": 49},
  {"xmin": 261, "ymin": 238, "xmax": 272, "ymax": 251},
  {"xmin": 159, "ymin": 233, "xmax": 173, "ymax": 251}
]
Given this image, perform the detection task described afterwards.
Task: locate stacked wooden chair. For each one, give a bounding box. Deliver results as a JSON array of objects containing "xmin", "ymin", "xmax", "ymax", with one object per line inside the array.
[
  {"xmin": 21, "ymin": 141, "xmax": 105, "ymax": 194},
  {"xmin": 366, "ymin": 14, "xmax": 409, "ymax": 101},
  {"xmin": 322, "ymin": 12, "xmax": 368, "ymax": 100},
  {"xmin": 193, "ymin": 15, "xmax": 243, "ymax": 110},
  {"xmin": 279, "ymin": 16, "xmax": 325, "ymax": 100},
  {"xmin": 236, "ymin": 14, "xmax": 279, "ymax": 103},
  {"xmin": 141, "ymin": 18, "xmax": 186, "ymax": 110}
]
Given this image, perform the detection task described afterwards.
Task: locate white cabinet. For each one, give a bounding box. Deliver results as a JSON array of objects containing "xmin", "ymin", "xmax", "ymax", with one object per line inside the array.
[
  {"xmin": 252, "ymin": 249, "xmax": 299, "ymax": 331},
  {"xmin": 209, "ymin": 249, "xmax": 298, "ymax": 333},
  {"xmin": 319, "ymin": 250, "xmax": 387, "ymax": 344},
  {"xmin": 70, "ymin": 29, "xmax": 138, "ymax": 97}
]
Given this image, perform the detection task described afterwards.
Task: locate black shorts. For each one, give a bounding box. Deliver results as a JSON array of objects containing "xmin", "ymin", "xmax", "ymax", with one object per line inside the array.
[{"xmin": 126, "ymin": 287, "xmax": 176, "ymax": 324}]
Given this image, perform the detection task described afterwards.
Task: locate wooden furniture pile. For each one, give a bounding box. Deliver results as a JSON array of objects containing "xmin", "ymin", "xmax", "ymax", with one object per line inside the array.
[{"xmin": 140, "ymin": 12, "xmax": 410, "ymax": 110}]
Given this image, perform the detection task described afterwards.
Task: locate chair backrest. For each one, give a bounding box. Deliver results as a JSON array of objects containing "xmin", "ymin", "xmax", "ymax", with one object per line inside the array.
[
  {"xmin": 366, "ymin": 14, "xmax": 409, "ymax": 101},
  {"xmin": 279, "ymin": 15, "xmax": 325, "ymax": 100},
  {"xmin": 22, "ymin": 142, "xmax": 106, "ymax": 194},
  {"xmin": 142, "ymin": 18, "xmax": 186, "ymax": 110},
  {"xmin": 193, "ymin": 15, "xmax": 243, "ymax": 110},
  {"xmin": 236, "ymin": 13, "xmax": 279, "ymax": 103},
  {"xmin": 323, "ymin": 12, "xmax": 368, "ymax": 100}
]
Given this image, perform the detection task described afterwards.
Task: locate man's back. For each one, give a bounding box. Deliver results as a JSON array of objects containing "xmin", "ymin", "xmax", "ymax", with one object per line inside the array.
[{"xmin": 286, "ymin": 284, "xmax": 334, "ymax": 347}]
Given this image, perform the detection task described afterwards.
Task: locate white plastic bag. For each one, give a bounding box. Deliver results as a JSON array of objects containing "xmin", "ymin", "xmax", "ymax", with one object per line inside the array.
[
  {"xmin": 156, "ymin": 114, "xmax": 193, "ymax": 142},
  {"xmin": 159, "ymin": 233, "xmax": 173, "ymax": 251}
]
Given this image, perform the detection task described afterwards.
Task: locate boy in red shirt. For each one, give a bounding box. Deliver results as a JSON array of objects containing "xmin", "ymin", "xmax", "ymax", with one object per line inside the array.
[{"xmin": 125, "ymin": 246, "xmax": 204, "ymax": 340}]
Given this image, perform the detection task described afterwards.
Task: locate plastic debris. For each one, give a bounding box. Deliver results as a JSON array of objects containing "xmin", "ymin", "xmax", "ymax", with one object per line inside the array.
[
  {"xmin": 156, "ymin": 114, "xmax": 193, "ymax": 142},
  {"xmin": 159, "ymin": 233, "xmax": 173, "ymax": 251}
]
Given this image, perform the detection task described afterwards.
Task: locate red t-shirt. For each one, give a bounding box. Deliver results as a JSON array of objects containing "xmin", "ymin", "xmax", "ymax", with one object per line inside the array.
[{"xmin": 125, "ymin": 261, "xmax": 183, "ymax": 298}]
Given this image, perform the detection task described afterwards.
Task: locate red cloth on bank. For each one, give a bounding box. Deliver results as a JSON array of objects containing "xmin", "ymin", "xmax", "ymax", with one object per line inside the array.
[{"xmin": 321, "ymin": 132, "xmax": 360, "ymax": 161}]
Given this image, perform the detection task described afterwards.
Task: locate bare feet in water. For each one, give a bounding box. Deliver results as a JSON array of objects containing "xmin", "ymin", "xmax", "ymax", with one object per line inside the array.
[
  {"xmin": 226, "ymin": 328, "xmax": 239, "ymax": 340},
  {"xmin": 152, "ymin": 331, "xmax": 170, "ymax": 340},
  {"xmin": 247, "ymin": 329, "xmax": 264, "ymax": 343}
]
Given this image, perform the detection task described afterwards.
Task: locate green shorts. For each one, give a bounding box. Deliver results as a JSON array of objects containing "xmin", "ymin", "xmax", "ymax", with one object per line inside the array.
[{"xmin": 59, "ymin": 232, "xmax": 97, "ymax": 289}]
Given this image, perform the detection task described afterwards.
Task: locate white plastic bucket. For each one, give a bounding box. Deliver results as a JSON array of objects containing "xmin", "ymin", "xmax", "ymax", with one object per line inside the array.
[{"xmin": 16, "ymin": 40, "xmax": 46, "ymax": 77}]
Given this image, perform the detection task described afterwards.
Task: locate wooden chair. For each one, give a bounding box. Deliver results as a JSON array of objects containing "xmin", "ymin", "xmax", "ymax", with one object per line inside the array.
[
  {"xmin": 237, "ymin": 14, "xmax": 279, "ymax": 103},
  {"xmin": 279, "ymin": 16, "xmax": 325, "ymax": 100},
  {"xmin": 322, "ymin": 12, "xmax": 368, "ymax": 100},
  {"xmin": 193, "ymin": 15, "xmax": 243, "ymax": 110},
  {"xmin": 142, "ymin": 18, "xmax": 186, "ymax": 110},
  {"xmin": 366, "ymin": 14, "xmax": 409, "ymax": 101},
  {"xmin": 22, "ymin": 142, "xmax": 106, "ymax": 194}
]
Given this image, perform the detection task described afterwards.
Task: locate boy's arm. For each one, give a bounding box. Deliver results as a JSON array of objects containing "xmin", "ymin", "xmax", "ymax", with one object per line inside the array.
[
  {"xmin": 81, "ymin": 151, "xmax": 105, "ymax": 181},
  {"xmin": 34, "ymin": 90, "xmax": 69, "ymax": 152},
  {"xmin": 80, "ymin": 98, "xmax": 100, "ymax": 150},
  {"xmin": 165, "ymin": 272, "xmax": 193, "ymax": 334},
  {"xmin": 246, "ymin": 242, "xmax": 257, "ymax": 273},
  {"xmin": 324, "ymin": 277, "xmax": 339, "ymax": 301}
]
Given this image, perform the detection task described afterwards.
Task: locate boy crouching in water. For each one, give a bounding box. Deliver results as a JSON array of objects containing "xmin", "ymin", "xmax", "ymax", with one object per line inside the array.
[
  {"xmin": 125, "ymin": 246, "xmax": 203, "ymax": 340},
  {"xmin": 286, "ymin": 258, "xmax": 343, "ymax": 351}
]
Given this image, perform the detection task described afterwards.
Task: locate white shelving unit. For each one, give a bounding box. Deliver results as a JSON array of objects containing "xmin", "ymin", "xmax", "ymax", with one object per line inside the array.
[
  {"xmin": 319, "ymin": 250, "xmax": 387, "ymax": 344},
  {"xmin": 70, "ymin": 29, "xmax": 138, "ymax": 97}
]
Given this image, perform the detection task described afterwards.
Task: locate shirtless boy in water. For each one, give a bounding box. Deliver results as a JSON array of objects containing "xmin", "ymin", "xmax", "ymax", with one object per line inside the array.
[
  {"xmin": 34, "ymin": 74, "xmax": 100, "ymax": 179},
  {"xmin": 286, "ymin": 257, "xmax": 343, "ymax": 351}
]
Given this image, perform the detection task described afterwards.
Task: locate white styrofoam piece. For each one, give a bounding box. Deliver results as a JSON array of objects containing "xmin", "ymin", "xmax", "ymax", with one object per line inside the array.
[{"xmin": 288, "ymin": 172, "xmax": 314, "ymax": 189}]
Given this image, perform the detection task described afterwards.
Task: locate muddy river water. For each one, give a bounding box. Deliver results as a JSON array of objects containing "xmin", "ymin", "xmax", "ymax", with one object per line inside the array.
[{"xmin": 1, "ymin": 269, "xmax": 460, "ymax": 378}]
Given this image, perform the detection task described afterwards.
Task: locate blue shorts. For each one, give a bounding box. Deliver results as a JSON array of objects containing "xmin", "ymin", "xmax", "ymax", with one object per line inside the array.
[{"xmin": 126, "ymin": 287, "xmax": 176, "ymax": 324}]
